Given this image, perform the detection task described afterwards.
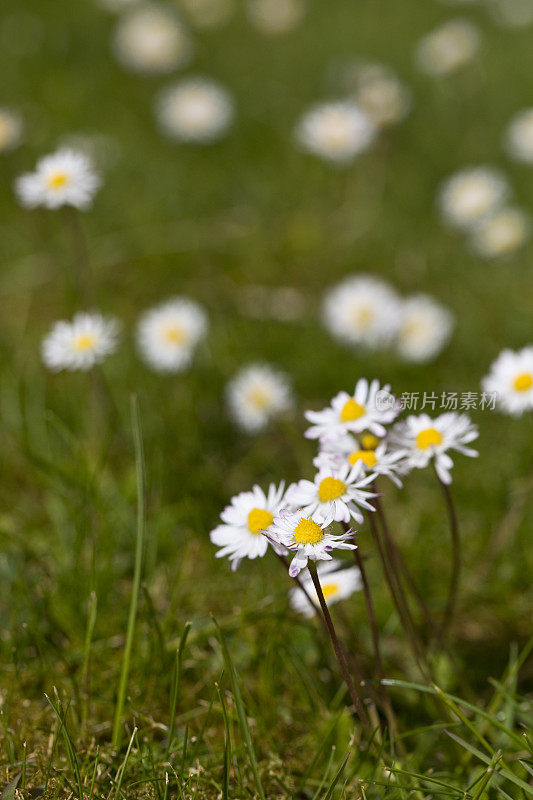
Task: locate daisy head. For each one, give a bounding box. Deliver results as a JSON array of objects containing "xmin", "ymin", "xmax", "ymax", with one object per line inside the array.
[
  {"xmin": 305, "ymin": 378, "xmax": 399, "ymax": 441},
  {"xmin": 156, "ymin": 77, "xmax": 234, "ymax": 143},
  {"xmin": 295, "ymin": 101, "xmax": 376, "ymax": 164},
  {"xmin": 314, "ymin": 431, "xmax": 407, "ymax": 488},
  {"xmin": 322, "ymin": 274, "xmax": 401, "ymax": 349},
  {"xmin": 113, "ymin": 4, "xmax": 193, "ymax": 74},
  {"xmin": 268, "ymin": 508, "xmax": 356, "ymax": 577},
  {"xmin": 469, "ymin": 207, "xmax": 530, "ymax": 259},
  {"xmin": 247, "ymin": 0, "xmax": 307, "ymax": 35},
  {"xmin": 482, "ymin": 346, "xmax": 533, "ymax": 416},
  {"xmin": 415, "ymin": 18, "xmax": 481, "ymax": 76},
  {"xmin": 210, "ymin": 482, "xmax": 287, "ymax": 570},
  {"xmin": 505, "ymin": 108, "xmax": 533, "ymax": 164},
  {"xmin": 289, "ymin": 560, "xmax": 362, "ymax": 618},
  {"xmin": 136, "ymin": 296, "xmax": 208, "ymax": 373},
  {"xmin": 286, "ymin": 461, "xmax": 376, "ymax": 525},
  {"xmin": 0, "ymin": 108, "xmax": 23, "ymax": 153},
  {"xmin": 42, "ymin": 312, "xmax": 120, "ymax": 372},
  {"xmin": 390, "ymin": 412, "xmax": 478, "ymax": 484},
  {"xmin": 396, "ymin": 294, "xmax": 454, "ymax": 363},
  {"xmin": 15, "ymin": 149, "xmax": 101, "ymax": 211},
  {"xmin": 352, "ymin": 63, "xmax": 412, "ymax": 128},
  {"xmin": 438, "ymin": 166, "xmax": 509, "ymax": 230},
  {"xmin": 226, "ymin": 363, "xmax": 294, "ymax": 433}
]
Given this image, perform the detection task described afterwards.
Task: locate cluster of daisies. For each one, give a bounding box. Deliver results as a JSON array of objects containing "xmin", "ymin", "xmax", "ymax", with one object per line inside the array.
[
  {"xmin": 210, "ymin": 378, "xmax": 479, "ymax": 615},
  {"xmin": 322, "ymin": 274, "xmax": 454, "ymax": 364}
]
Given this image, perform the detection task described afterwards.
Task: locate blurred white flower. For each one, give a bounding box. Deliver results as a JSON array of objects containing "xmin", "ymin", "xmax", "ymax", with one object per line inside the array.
[
  {"xmin": 247, "ymin": 0, "xmax": 306, "ymax": 35},
  {"xmin": 286, "ymin": 462, "xmax": 375, "ymax": 525},
  {"xmin": 504, "ymin": 108, "xmax": 533, "ymax": 163},
  {"xmin": 469, "ymin": 207, "xmax": 530, "ymax": 259},
  {"xmin": 15, "ymin": 148, "xmax": 101, "ymax": 210},
  {"xmin": 210, "ymin": 482, "xmax": 287, "ymax": 570},
  {"xmin": 305, "ymin": 379, "xmax": 398, "ymax": 440},
  {"xmin": 227, "ymin": 363, "xmax": 293, "ymax": 432},
  {"xmin": 289, "ymin": 560, "xmax": 362, "ymax": 618},
  {"xmin": 322, "ymin": 274, "xmax": 400, "ymax": 348},
  {"xmin": 42, "ymin": 312, "xmax": 120, "ymax": 372},
  {"xmin": 0, "ymin": 107, "xmax": 23, "ymax": 152},
  {"xmin": 156, "ymin": 77, "xmax": 233, "ymax": 143},
  {"xmin": 438, "ymin": 167, "xmax": 509, "ymax": 230},
  {"xmin": 295, "ymin": 101, "xmax": 376, "ymax": 164},
  {"xmin": 390, "ymin": 413, "xmax": 478, "ymax": 484},
  {"xmin": 396, "ymin": 294, "xmax": 454, "ymax": 363},
  {"xmin": 113, "ymin": 5, "xmax": 193, "ymax": 74},
  {"xmin": 136, "ymin": 297, "xmax": 208, "ymax": 373},
  {"xmin": 482, "ymin": 346, "xmax": 533, "ymax": 416},
  {"xmin": 179, "ymin": 0, "xmax": 234, "ymax": 28},
  {"xmin": 351, "ymin": 64, "xmax": 411, "ymax": 128},
  {"xmin": 415, "ymin": 19, "xmax": 480, "ymax": 76},
  {"xmin": 314, "ymin": 432, "xmax": 407, "ymax": 487},
  {"xmin": 267, "ymin": 508, "xmax": 356, "ymax": 577},
  {"xmin": 486, "ymin": 0, "xmax": 533, "ymax": 27}
]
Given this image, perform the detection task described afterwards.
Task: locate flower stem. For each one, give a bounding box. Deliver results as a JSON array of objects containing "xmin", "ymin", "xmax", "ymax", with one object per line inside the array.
[
  {"xmin": 436, "ymin": 475, "xmax": 461, "ymax": 640},
  {"xmin": 308, "ymin": 562, "xmax": 371, "ymax": 732}
]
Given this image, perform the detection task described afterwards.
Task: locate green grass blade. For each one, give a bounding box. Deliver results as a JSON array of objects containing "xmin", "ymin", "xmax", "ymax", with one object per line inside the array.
[{"xmin": 166, "ymin": 621, "xmax": 192, "ymax": 757}]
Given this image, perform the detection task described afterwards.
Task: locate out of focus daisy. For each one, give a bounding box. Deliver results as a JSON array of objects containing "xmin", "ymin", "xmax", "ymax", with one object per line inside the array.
[
  {"xmin": 15, "ymin": 149, "xmax": 101, "ymax": 210},
  {"xmin": 287, "ymin": 462, "xmax": 375, "ymax": 524},
  {"xmin": 289, "ymin": 560, "xmax": 362, "ymax": 618},
  {"xmin": 469, "ymin": 207, "xmax": 530, "ymax": 259},
  {"xmin": 295, "ymin": 102, "xmax": 376, "ymax": 164},
  {"xmin": 396, "ymin": 294, "xmax": 454, "ymax": 363},
  {"xmin": 438, "ymin": 167, "xmax": 509, "ymax": 230},
  {"xmin": 42, "ymin": 312, "xmax": 120, "ymax": 372},
  {"xmin": 247, "ymin": 0, "xmax": 306, "ymax": 35},
  {"xmin": 482, "ymin": 346, "xmax": 533, "ymax": 416},
  {"xmin": 415, "ymin": 19, "xmax": 481, "ymax": 76},
  {"xmin": 136, "ymin": 297, "xmax": 208, "ymax": 373},
  {"xmin": 505, "ymin": 108, "xmax": 533, "ymax": 163},
  {"xmin": 113, "ymin": 5, "xmax": 193, "ymax": 74},
  {"xmin": 487, "ymin": 0, "xmax": 533, "ymax": 27},
  {"xmin": 210, "ymin": 483, "xmax": 287, "ymax": 570},
  {"xmin": 314, "ymin": 432, "xmax": 406, "ymax": 487},
  {"xmin": 227, "ymin": 363, "xmax": 293, "ymax": 433},
  {"xmin": 267, "ymin": 508, "xmax": 356, "ymax": 577},
  {"xmin": 322, "ymin": 275, "xmax": 400, "ymax": 349},
  {"xmin": 305, "ymin": 379, "xmax": 398, "ymax": 440},
  {"xmin": 179, "ymin": 0, "xmax": 234, "ymax": 28},
  {"xmin": 351, "ymin": 63, "xmax": 411, "ymax": 128},
  {"xmin": 391, "ymin": 413, "xmax": 478, "ymax": 484},
  {"xmin": 0, "ymin": 108, "xmax": 23, "ymax": 152},
  {"xmin": 156, "ymin": 78, "xmax": 233, "ymax": 143}
]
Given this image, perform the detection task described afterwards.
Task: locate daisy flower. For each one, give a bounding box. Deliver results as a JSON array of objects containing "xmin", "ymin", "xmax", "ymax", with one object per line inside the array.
[
  {"xmin": 289, "ymin": 560, "xmax": 362, "ymax": 618},
  {"xmin": 286, "ymin": 462, "xmax": 376, "ymax": 524},
  {"xmin": 210, "ymin": 482, "xmax": 287, "ymax": 570},
  {"xmin": 305, "ymin": 378, "xmax": 398, "ymax": 441},
  {"xmin": 314, "ymin": 432, "xmax": 407, "ymax": 488},
  {"xmin": 226, "ymin": 363, "xmax": 293, "ymax": 433},
  {"xmin": 0, "ymin": 108, "xmax": 23, "ymax": 153},
  {"xmin": 482, "ymin": 346, "xmax": 533, "ymax": 416},
  {"xmin": 42, "ymin": 312, "xmax": 120, "ymax": 372},
  {"xmin": 351, "ymin": 64, "xmax": 411, "ymax": 128},
  {"xmin": 15, "ymin": 149, "xmax": 101, "ymax": 211},
  {"xmin": 247, "ymin": 0, "xmax": 307, "ymax": 35},
  {"xmin": 390, "ymin": 412, "xmax": 479, "ymax": 484},
  {"xmin": 156, "ymin": 77, "xmax": 234, "ymax": 143},
  {"xmin": 438, "ymin": 167, "xmax": 509, "ymax": 230},
  {"xmin": 322, "ymin": 274, "xmax": 401, "ymax": 349},
  {"xmin": 136, "ymin": 297, "xmax": 208, "ymax": 373},
  {"xmin": 267, "ymin": 508, "xmax": 356, "ymax": 577},
  {"xmin": 505, "ymin": 108, "xmax": 533, "ymax": 163},
  {"xmin": 113, "ymin": 5, "xmax": 193, "ymax": 74},
  {"xmin": 396, "ymin": 294, "xmax": 454, "ymax": 363},
  {"xmin": 469, "ymin": 207, "xmax": 530, "ymax": 259},
  {"xmin": 415, "ymin": 19, "xmax": 481, "ymax": 77},
  {"xmin": 295, "ymin": 101, "xmax": 376, "ymax": 164}
]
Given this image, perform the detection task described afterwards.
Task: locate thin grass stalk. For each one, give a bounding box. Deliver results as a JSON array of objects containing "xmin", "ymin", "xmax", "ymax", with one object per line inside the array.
[
  {"xmin": 436, "ymin": 473, "xmax": 461, "ymax": 639},
  {"xmin": 111, "ymin": 395, "xmax": 146, "ymax": 748}
]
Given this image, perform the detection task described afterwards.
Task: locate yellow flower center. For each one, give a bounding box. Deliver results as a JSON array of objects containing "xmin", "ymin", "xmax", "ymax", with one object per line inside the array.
[
  {"xmin": 318, "ymin": 477, "xmax": 346, "ymax": 502},
  {"xmin": 361, "ymin": 433, "xmax": 379, "ymax": 450},
  {"xmin": 293, "ymin": 517, "xmax": 324, "ymax": 545},
  {"xmin": 340, "ymin": 398, "xmax": 365, "ymax": 422},
  {"xmin": 163, "ymin": 324, "xmax": 187, "ymax": 344},
  {"xmin": 47, "ymin": 171, "xmax": 69, "ymax": 189},
  {"xmin": 416, "ymin": 427, "xmax": 443, "ymax": 449},
  {"xmin": 73, "ymin": 333, "xmax": 96, "ymax": 352},
  {"xmin": 354, "ymin": 306, "xmax": 373, "ymax": 327},
  {"xmin": 248, "ymin": 387, "xmax": 272, "ymax": 409},
  {"xmin": 321, "ymin": 582, "xmax": 339, "ymax": 600},
  {"xmin": 247, "ymin": 507, "xmax": 274, "ymax": 535},
  {"xmin": 349, "ymin": 449, "xmax": 377, "ymax": 467},
  {"xmin": 513, "ymin": 372, "xmax": 533, "ymax": 392}
]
